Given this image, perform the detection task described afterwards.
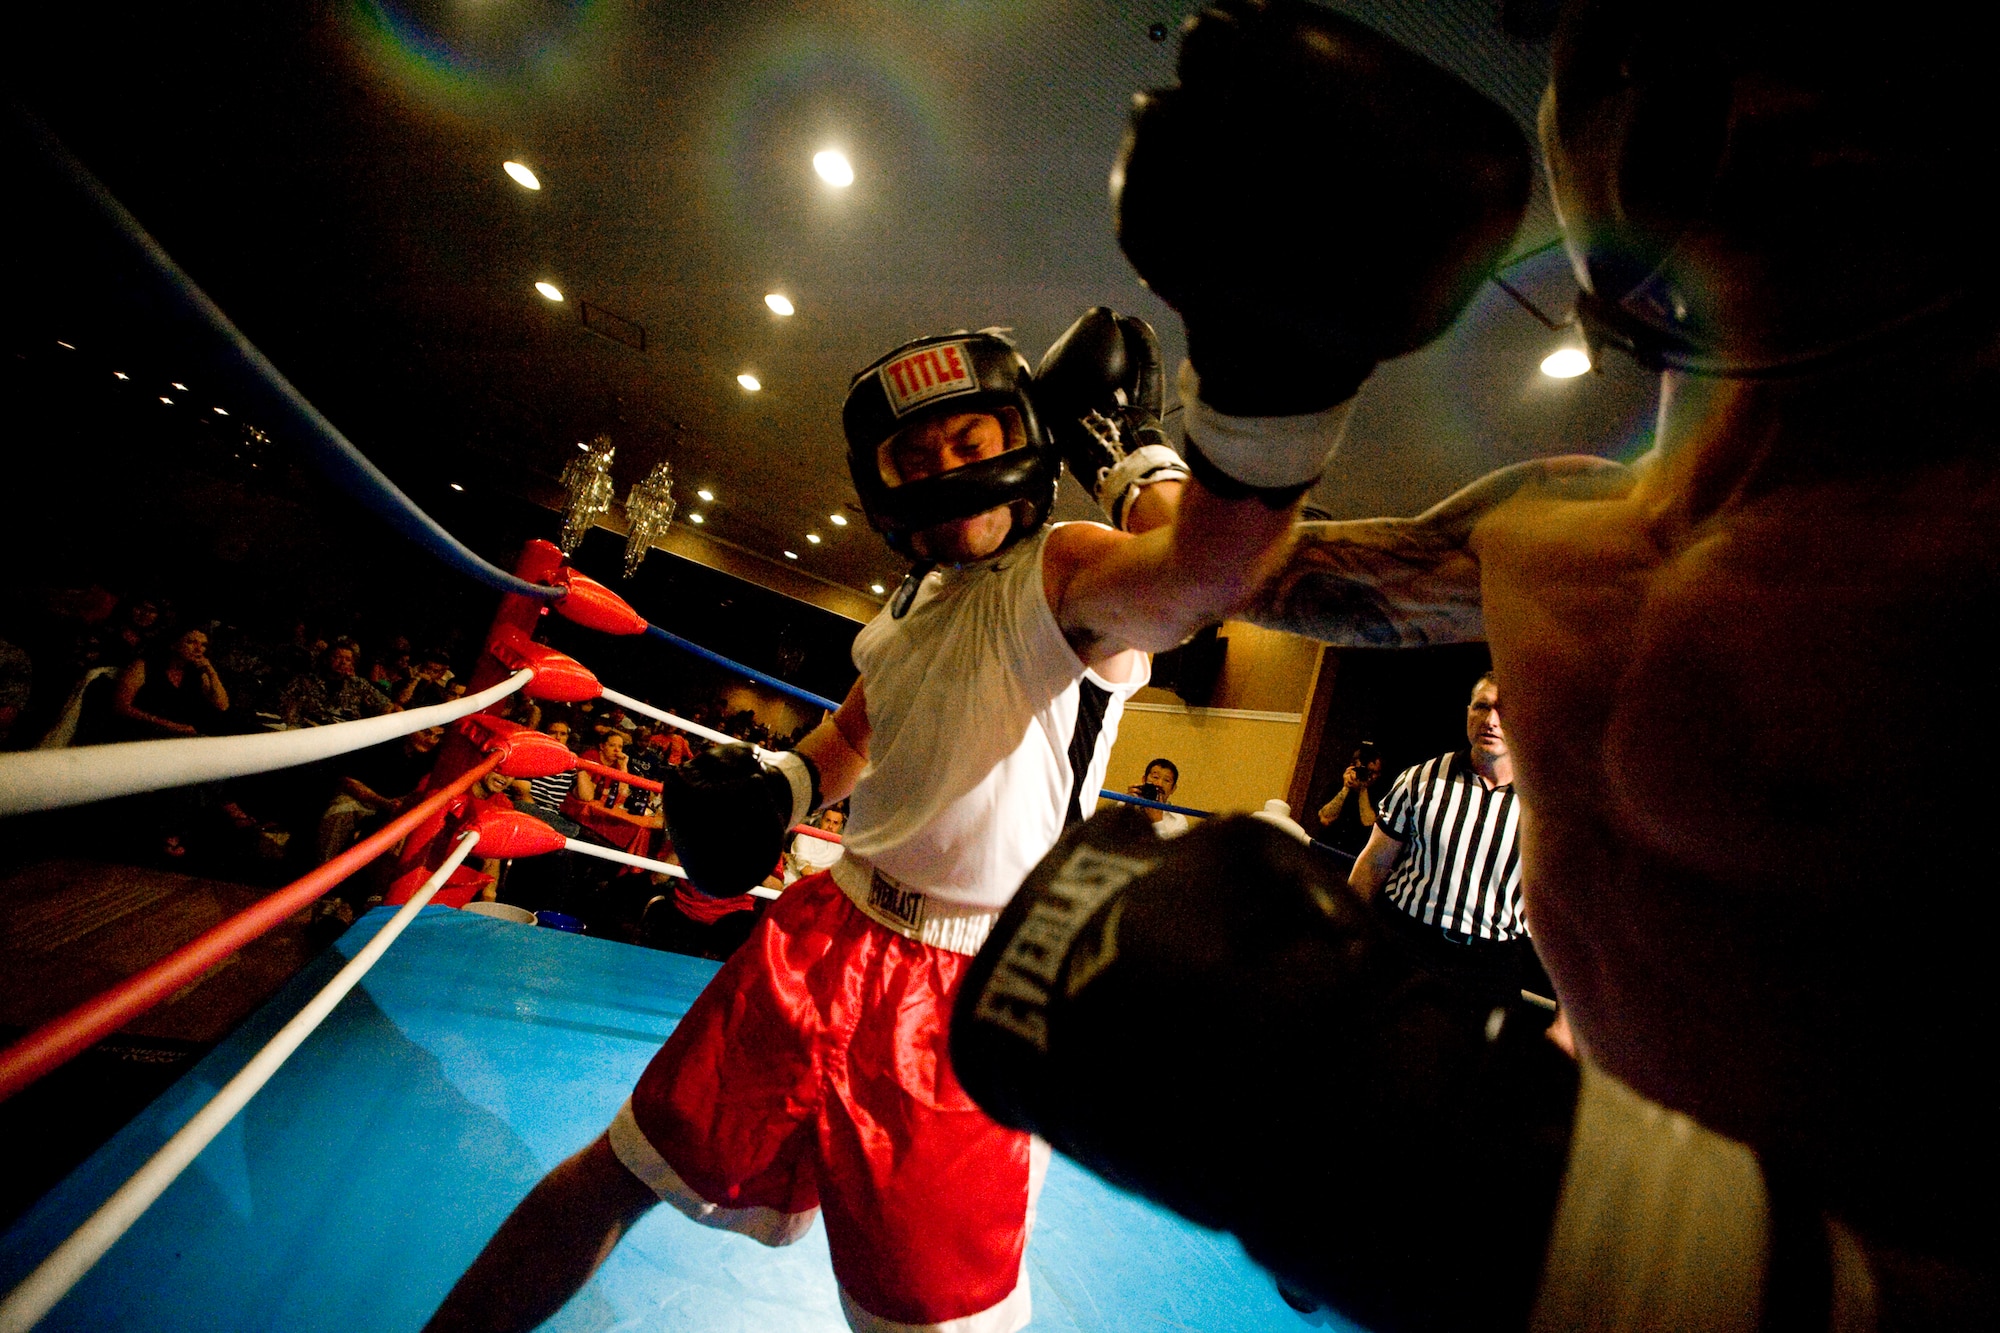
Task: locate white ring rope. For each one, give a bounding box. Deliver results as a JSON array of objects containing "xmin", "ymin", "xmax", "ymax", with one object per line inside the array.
[
  {"xmin": 598, "ymin": 686, "xmax": 777, "ymax": 762},
  {"xmin": 0, "ymin": 670, "xmax": 534, "ymax": 817},
  {"xmin": 557, "ymin": 836, "xmax": 781, "ymax": 901},
  {"xmin": 0, "ymin": 830, "xmax": 483, "ymax": 1333}
]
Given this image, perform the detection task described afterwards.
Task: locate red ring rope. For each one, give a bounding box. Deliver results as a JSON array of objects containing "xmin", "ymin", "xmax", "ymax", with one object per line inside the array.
[{"xmin": 0, "ymin": 751, "xmax": 504, "ymax": 1105}]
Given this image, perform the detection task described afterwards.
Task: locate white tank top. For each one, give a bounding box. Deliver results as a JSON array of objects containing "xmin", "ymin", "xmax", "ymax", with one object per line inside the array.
[{"xmin": 838, "ymin": 524, "xmax": 1149, "ymax": 910}]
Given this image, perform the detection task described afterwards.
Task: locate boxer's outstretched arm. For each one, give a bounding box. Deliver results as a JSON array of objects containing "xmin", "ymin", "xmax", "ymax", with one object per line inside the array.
[
  {"xmin": 794, "ymin": 676, "xmax": 868, "ymax": 807},
  {"xmin": 1248, "ymin": 456, "xmax": 1631, "ymax": 647},
  {"xmin": 1046, "ymin": 474, "xmax": 1301, "ymax": 666}
]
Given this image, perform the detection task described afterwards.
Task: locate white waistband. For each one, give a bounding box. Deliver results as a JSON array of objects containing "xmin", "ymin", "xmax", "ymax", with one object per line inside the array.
[{"xmin": 832, "ymin": 857, "xmax": 999, "ymax": 956}]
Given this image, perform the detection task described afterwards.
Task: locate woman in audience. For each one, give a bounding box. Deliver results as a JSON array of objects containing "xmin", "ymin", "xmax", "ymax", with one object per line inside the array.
[{"xmin": 110, "ymin": 628, "xmax": 230, "ymax": 739}]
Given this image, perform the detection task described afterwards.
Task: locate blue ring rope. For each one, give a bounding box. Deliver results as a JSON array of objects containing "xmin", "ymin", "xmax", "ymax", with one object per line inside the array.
[
  {"xmin": 643, "ymin": 625, "xmax": 841, "ymax": 714},
  {"xmin": 1096, "ymin": 789, "xmax": 1212, "ymax": 818},
  {"xmin": 20, "ymin": 107, "xmax": 560, "ymax": 604}
]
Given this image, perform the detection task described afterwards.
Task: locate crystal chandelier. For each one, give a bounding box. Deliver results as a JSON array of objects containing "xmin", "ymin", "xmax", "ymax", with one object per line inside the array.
[
  {"xmin": 621, "ymin": 458, "xmax": 677, "ymax": 578},
  {"xmin": 557, "ymin": 435, "xmax": 616, "ymax": 555}
]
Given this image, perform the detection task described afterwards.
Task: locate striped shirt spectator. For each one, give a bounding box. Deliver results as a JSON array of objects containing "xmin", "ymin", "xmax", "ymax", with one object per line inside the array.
[
  {"xmin": 1375, "ymin": 750, "xmax": 1522, "ymax": 940},
  {"xmin": 523, "ymin": 720, "xmax": 578, "ymax": 815},
  {"xmin": 526, "ymin": 768, "xmax": 577, "ymax": 814}
]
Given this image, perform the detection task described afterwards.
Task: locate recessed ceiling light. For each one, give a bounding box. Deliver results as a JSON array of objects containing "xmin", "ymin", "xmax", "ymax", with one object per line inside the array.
[
  {"xmin": 450, "ymin": 482, "xmax": 465, "ymax": 492},
  {"xmin": 1540, "ymin": 347, "xmax": 1591, "ymax": 379},
  {"xmin": 113, "ymin": 371, "xmax": 128, "ymax": 380},
  {"xmin": 737, "ymin": 373, "xmax": 761, "ymax": 391},
  {"xmin": 536, "ymin": 281, "xmax": 564, "ymax": 302},
  {"xmin": 765, "ymin": 293, "xmax": 795, "ymax": 316},
  {"xmin": 697, "ymin": 488, "xmax": 714, "ymax": 502},
  {"xmin": 503, "ymin": 161, "xmax": 541, "ymax": 190},
  {"xmin": 171, "ymin": 382, "xmax": 188, "ymax": 391},
  {"xmin": 783, "ymin": 550, "xmax": 798, "ymax": 560},
  {"xmin": 806, "ymin": 533, "xmax": 821, "ymax": 544},
  {"xmin": 213, "ymin": 407, "xmax": 228, "ymax": 415},
  {"xmin": 159, "ymin": 396, "xmax": 173, "ymax": 405},
  {"xmin": 690, "ymin": 513, "xmax": 705, "ymax": 524},
  {"xmin": 56, "ymin": 340, "xmax": 75, "ymax": 349},
  {"xmin": 829, "ymin": 513, "xmax": 847, "ymax": 526},
  {"xmin": 813, "ymin": 149, "xmax": 854, "ymax": 187},
  {"xmin": 870, "ymin": 583, "xmax": 886, "ymax": 594}
]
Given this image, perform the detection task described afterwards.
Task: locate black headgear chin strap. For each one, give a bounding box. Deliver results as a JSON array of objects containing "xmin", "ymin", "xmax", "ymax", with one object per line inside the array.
[{"xmin": 888, "ymin": 565, "xmax": 933, "ymax": 619}]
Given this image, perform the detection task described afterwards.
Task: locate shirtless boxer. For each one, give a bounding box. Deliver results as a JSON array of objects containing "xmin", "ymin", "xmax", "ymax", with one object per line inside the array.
[{"xmin": 955, "ymin": 2, "xmax": 1999, "ymax": 1328}]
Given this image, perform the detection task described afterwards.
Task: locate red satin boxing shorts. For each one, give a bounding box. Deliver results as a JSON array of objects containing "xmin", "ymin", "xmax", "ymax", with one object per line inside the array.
[{"xmin": 610, "ymin": 870, "xmax": 1046, "ymax": 1333}]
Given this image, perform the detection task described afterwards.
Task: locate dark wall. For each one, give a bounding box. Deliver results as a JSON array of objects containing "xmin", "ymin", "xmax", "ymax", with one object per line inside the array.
[{"xmin": 1300, "ymin": 644, "xmax": 1495, "ymax": 817}]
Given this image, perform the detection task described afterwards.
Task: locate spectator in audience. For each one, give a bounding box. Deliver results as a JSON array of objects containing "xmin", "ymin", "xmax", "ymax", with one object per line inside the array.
[
  {"xmin": 516, "ymin": 721, "xmax": 582, "ymax": 835},
  {"xmin": 497, "ymin": 689, "xmax": 542, "ymax": 734},
  {"xmin": 93, "ymin": 596, "xmax": 166, "ymax": 669},
  {"xmin": 110, "ymin": 628, "xmax": 231, "ymax": 740},
  {"xmin": 395, "ymin": 648, "xmax": 456, "ymax": 710},
  {"xmin": 1315, "ymin": 742, "xmax": 1384, "ymax": 856},
  {"xmin": 645, "ymin": 719, "xmax": 695, "ymax": 769},
  {"xmin": 315, "ymin": 725, "xmax": 446, "ymax": 864},
  {"xmin": 1126, "ymin": 758, "xmax": 1188, "ymax": 837},
  {"xmin": 106, "ymin": 626, "xmax": 249, "ymax": 859},
  {"xmin": 381, "ymin": 766, "xmax": 515, "ymax": 911},
  {"xmin": 363, "ymin": 637, "xmax": 408, "ymax": 691},
  {"xmin": 567, "ymin": 726, "xmax": 658, "ymax": 856},
  {"xmin": 278, "ymin": 639, "xmax": 395, "ymax": 728},
  {"xmin": 782, "ymin": 804, "xmax": 846, "ymax": 884},
  {"xmin": 1346, "ymin": 674, "xmax": 1552, "ymax": 1009}
]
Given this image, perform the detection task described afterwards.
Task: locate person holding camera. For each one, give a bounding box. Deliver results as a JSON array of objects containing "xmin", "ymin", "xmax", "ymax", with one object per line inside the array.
[
  {"xmin": 1125, "ymin": 757, "xmax": 1187, "ymax": 837},
  {"xmin": 1314, "ymin": 741, "xmax": 1381, "ymax": 856}
]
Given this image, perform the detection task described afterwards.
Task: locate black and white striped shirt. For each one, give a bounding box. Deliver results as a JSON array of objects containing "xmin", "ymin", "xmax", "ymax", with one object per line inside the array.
[
  {"xmin": 1376, "ymin": 750, "xmax": 1524, "ymax": 942},
  {"xmin": 525, "ymin": 768, "xmax": 576, "ymax": 813}
]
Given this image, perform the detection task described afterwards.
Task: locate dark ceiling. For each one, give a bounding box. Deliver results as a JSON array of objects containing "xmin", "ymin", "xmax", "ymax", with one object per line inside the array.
[{"xmin": 9, "ymin": 0, "xmax": 1656, "ymax": 607}]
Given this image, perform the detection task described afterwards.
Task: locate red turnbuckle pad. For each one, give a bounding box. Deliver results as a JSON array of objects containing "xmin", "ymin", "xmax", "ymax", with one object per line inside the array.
[
  {"xmin": 546, "ymin": 567, "xmax": 649, "ymax": 636},
  {"xmin": 486, "ymin": 625, "xmax": 601, "ymax": 702},
  {"xmin": 471, "ymin": 809, "xmax": 570, "ymax": 858},
  {"xmin": 457, "ymin": 715, "xmax": 577, "ymax": 779}
]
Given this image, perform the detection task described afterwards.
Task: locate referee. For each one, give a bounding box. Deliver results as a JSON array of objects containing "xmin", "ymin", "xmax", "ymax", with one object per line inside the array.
[{"xmin": 1347, "ymin": 672, "xmax": 1554, "ymax": 1009}]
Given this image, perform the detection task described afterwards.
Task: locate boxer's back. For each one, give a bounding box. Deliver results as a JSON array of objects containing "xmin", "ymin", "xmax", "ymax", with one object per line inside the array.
[{"xmin": 1476, "ymin": 377, "xmax": 2000, "ymax": 1250}]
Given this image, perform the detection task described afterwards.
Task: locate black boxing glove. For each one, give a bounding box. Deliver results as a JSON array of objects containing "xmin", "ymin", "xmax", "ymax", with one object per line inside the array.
[
  {"xmin": 1115, "ymin": 0, "xmax": 1531, "ymax": 499},
  {"xmin": 660, "ymin": 743, "xmax": 817, "ymax": 896},
  {"xmin": 1034, "ymin": 307, "xmax": 1191, "ymax": 530},
  {"xmin": 951, "ymin": 808, "xmax": 1577, "ymax": 1332}
]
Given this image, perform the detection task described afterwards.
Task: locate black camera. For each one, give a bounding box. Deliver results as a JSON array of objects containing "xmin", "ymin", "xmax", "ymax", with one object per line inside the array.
[
  {"xmin": 1353, "ymin": 741, "xmax": 1378, "ymax": 767},
  {"xmin": 1137, "ymin": 782, "xmax": 1164, "ymax": 803}
]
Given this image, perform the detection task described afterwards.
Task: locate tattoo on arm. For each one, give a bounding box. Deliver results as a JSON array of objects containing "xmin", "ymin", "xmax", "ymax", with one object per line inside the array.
[
  {"xmin": 1248, "ymin": 457, "xmax": 1631, "ymax": 648},
  {"xmin": 1248, "ymin": 518, "xmax": 1483, "ymax": 647}
]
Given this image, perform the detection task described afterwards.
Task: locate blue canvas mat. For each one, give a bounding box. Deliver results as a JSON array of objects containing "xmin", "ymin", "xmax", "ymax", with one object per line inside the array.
[{"xmin": 1, "ymin": 906, "xmax": 1350, "ymax": 1331}]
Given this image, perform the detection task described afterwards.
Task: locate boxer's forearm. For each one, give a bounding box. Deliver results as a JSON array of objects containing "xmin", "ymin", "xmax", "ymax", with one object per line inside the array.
[
  {"xmin": 1250, "ymin": 459, "xmax": 1632, "ymax": 648},
  {"xmin": 796, "ymin": 676, "xmax": 868, "ymax": 808},
  {"xmin": 1247, "ymin": 517, "xmax": 1486, "ymax": 647},
  {"xmin": 1054, "ymin": 476, "xmax": 1300, "ymax": 658}
]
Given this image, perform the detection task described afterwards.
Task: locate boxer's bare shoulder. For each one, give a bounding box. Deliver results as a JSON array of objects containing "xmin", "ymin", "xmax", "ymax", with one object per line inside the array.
[{"xmin": 1474, "ymin": 433, "xmax": 2000, "ymax": 1146}]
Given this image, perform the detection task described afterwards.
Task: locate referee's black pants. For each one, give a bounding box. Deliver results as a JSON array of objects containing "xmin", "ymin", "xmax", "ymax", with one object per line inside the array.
[{"xmin": 1370, "ymin": 894, "xmax": 1556, "ymax": 1013}]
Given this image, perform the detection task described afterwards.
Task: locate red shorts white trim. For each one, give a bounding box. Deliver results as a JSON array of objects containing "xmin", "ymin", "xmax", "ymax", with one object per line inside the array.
[{"xmin": 611, "ymin": 871, "xmax": 1046, "ymax": 1333}]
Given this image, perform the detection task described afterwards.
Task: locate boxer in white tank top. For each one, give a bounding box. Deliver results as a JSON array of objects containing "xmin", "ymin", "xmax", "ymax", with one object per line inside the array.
[
  {"xmin": 427, "ymin": 317, "xmax": 1334, "ymax": 1333},
  {"xmin": 838, "ymin": 523, "xmax": 1146, "ymax": 914}
]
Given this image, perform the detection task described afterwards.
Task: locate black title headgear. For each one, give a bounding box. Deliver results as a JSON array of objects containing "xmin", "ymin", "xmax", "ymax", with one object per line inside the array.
[{"xmin": 842, "ymin": 330, "xmax": 1059, "ymax": 570}]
